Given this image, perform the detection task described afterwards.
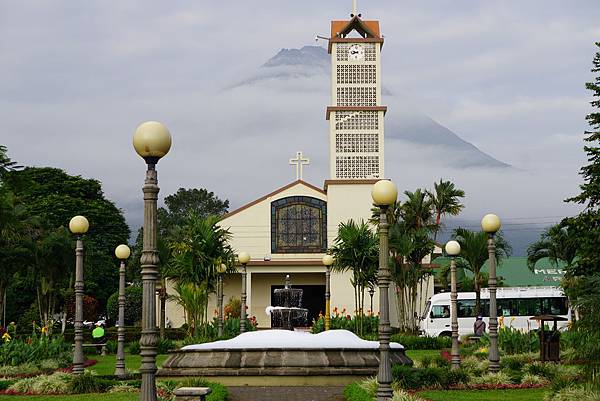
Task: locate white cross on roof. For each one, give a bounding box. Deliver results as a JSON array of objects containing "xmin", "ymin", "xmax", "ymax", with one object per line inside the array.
[{"xmin": 289, "ymin": 151, "xmax": 310, "ymax": 181}]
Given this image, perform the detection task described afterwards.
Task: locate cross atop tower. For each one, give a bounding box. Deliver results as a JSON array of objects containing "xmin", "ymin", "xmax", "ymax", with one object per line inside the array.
[{"xmin": 289, "ymin": 151, "xmax": 310, "ymax": 180}]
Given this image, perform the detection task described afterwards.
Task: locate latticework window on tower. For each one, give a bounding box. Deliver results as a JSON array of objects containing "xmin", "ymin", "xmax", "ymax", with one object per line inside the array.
[
  {"xmin": 336, "ymin": 87, "xmax": 377, "ymax": 106},
  {"xmin": 334, "ymin": 111, "xmax": 379, "ymax": 130},
  {"xmin": 336, "ymin": 65, "xmax": 377, "ymax": 84},
  {"xmin": 335, "ymin": 156, "xmax": 380, "ymax": 179},
  {"xmin": 335, "ymin": 133, "xmax": 379, "ymax": 153}
]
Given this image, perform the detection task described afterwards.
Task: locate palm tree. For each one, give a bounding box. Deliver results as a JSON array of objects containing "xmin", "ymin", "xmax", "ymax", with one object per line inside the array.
[
  {"xmin": 527, "ymin": 223, "xmax": 577, "ymax": 271},
  {"xmin": 427, "ymin": 180, "xmax": 465, "ymax": 252},
  {"xmin": 388, "ymin": 223, "xmax": 435, "ymax": 332},
  {"xmin": 164, "ymin": 213, "xmax": 234, "ymax": 336},
  {"xmin": 329, "ymin": 219, "xmax": 378, "ymax": 335},
  {"xmin": 400, "ymin": 189, "xmax": 434, "ymax": 231},
  {"xmin": 452, "ymin": 227, "xmax": 512, "ymax": 315}
]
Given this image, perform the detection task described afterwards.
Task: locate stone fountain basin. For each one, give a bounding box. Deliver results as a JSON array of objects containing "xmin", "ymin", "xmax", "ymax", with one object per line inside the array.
[{"xmin": 158, "ymin": 330, "xmax": 412, "ymax": 377}]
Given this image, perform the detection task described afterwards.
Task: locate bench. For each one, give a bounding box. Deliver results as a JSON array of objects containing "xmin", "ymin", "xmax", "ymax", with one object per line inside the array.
[
  {"xmin": 174, "ymin": 387, "xmax": 212, "ymax": 401},
  {"xmin": 73, "ymin": 343, "xmax": 107, "ymax": 356}
]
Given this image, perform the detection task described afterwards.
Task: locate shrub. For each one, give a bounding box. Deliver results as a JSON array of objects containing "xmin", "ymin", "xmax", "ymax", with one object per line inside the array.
[
  {"xmin": 344, "ymin": 382, "xmax": 374, "ymax": 401},
  {"xmin": 391, "ymin": 389, "xmax": 426, "ymax": 401},
  {"xmin": 105, "ymin": 340, "xmax": 118, "ymax": 354},
  {"xmin": 157, "ymin": 339, "xmax": 174, "ymax": 354},
  {"xmin": 39, "ymin": 359, "xmax": 60, "ymax": 371},
  {"xmin": 108, "ymin": 383, "xmax": 139, "ymax": 393},
  {"xmin": 8, "ymin": 372, "xmax": 71, "ymax": 394},
  {"xmin": 390, "ymin": 335, "xmax": 451, "ymax": 350},
  {"xmin": 479, "ymin": 327, "xmax": 539, "ymax": 355},
  {"xmin": 311, "ymin": 312, "xmax": 379, "ymax": 336},
  {"xmin": 0, "ymin": 362, "xmax": 40, "ymax": 376},
  {"xmin": 0, "ymin": 335, "xmax": 72, "ymax": 367},
  {"xmin": 544, "ymin": 385, "xmax": 600, "ymax": 401},
  {"xmin": 106, "ymin": 286, "xmax": 143, "ymax": 325},
  {"xmin": 470, "ymin": 372, "xmax": 513, "ymax": 386},
  {"xmin": 392, "ymin": 365, "xmax": 468, "ymax": 390},
  {"xmin": 525, "ymin": 362, "xmax": 582, "ymax": 382},
  {"xmin": 0, "ymin": 379, "xmax": 16, "ymax": 390},
  {"xmin": 358, "ymin": 376, "xmax": 378, "ymax": 395},
  {"xmin": 500, "ymin": 353, "xmax": 536, "ymax": 371},
  {"xmin": 128, "ymin": 340, "xmax": 140, "ymax": 355},
  {"xmin": 522, "ymin": 373, "xmax": 549, "ymax": 385},
  {"xmin": 69, "ymin": 370, "xmax": 109, "ymax": 394}
]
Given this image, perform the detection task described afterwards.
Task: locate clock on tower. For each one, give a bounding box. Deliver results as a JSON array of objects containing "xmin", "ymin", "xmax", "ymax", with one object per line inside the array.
[{"xmin": 325, "ymin": 12, "xmax": 386, "ymax": 180}]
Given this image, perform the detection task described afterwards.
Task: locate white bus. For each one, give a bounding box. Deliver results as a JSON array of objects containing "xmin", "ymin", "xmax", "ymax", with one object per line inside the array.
[{"xmin": 419, "ymin": 287, "xmax": 571, "ymax": 337}]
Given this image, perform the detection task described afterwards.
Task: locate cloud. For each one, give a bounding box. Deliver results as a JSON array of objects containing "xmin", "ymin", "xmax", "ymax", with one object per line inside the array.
[{"xmin": 0, "ymin": 0, "xmax": 597, "ymax": 248}]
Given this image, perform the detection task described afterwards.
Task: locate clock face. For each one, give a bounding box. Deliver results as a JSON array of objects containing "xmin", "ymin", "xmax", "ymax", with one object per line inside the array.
[{"xmin": 348, "ymin": 44, "xmax": 365, "ymax": 61}]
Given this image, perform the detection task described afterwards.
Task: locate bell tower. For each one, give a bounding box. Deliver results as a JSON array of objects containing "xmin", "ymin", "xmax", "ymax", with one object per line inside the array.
[{"xmin": 326, "ymin": 11, "xmax": 386, "ymax": 180}]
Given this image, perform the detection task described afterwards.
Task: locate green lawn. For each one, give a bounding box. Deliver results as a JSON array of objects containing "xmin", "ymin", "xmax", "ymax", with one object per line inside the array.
[
  {"xmin": 0, "ymin": 395, "xmax": 137, "ymax": 401},
  {"xmin": 405, "ymin": 349, "xmax": 441, "ymax": 362},
  {"xmin": 88, "ymin": 354, "xmax": 170, "ymax": 376},
  {"xmin": 419, "ymin": 388, "xmax": 548, "ymax": 401}
]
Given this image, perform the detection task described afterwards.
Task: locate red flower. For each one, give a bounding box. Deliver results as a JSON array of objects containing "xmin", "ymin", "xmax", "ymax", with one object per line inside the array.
[{"xmin": 346, "ymin": 315, "xmax": 351, "ymax": 320}]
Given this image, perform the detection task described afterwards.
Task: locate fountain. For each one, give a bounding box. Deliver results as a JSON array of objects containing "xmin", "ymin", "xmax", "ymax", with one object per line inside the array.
[
  {"xmin": 269, "ymin": 275, "xmax": 308, "ymax": 330},
  {"xmin": 159, "ymin": 275, "xmax": 412, "ymax": 384}
]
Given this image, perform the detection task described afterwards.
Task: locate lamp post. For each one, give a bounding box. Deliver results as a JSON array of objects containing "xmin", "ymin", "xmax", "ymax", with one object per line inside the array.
[
  {"xmin": 238, "ymin": 252, "xmax": 250, "ymax": 334},
  {"xmin": 133, "ymin": 121, "xmax": 172, "ymax": 401},
  {"xmin": 114, "ymin": 244, "xmax": 131, "ymax": 379},
  {"xmin": 157, "ymin": 279, "xmax": 167, "ymax": 340},
  {"xmin": 481, "ymin": 213, "xmax": 501, "ymax": 373},
  {"xmin": 445, "ymin": 240, "xmax": 461, "ymax": 370},
  {"xmin": 371, "ymin": 179, "xmax": 398, "ymax": 401},
  {"xmin": 216, "ymin": 263, "xmax": 227, "ymax": 337},
  {"xmin": 322, "ymin": 254, "xmax": 334, "ymax": 331},
  {"xmin": 69, "ymin": 215, "xmax": 89, "ymax": 375}
]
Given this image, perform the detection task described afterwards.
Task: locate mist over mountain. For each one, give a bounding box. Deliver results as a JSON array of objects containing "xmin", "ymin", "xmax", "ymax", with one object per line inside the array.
[{"xmin": 230, "ymin": 45, "xmax": 509, "ymax": 169}]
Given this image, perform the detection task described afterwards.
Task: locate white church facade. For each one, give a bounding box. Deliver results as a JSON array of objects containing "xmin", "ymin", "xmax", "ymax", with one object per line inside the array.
[{"xmin": 164, "ymin": 9, "xmax": 434, "ymax": 329}]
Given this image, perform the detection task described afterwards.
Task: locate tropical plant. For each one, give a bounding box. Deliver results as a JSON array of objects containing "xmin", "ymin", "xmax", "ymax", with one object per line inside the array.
[
  {"xmin": 329, "ymin": 219, "xmax": 378, "ymax": 335},
  {"xmin": 427, "ymin": 179, "xmax": 465, "ymax": 247},
  {"xmin": 527, "ymin": 223, "xmax": 578, "ymax": 270},
  {"xmin": 452, "ymin": 227, "xmax": 511, "ymax": 315},
  {"xmin": 387, "ymin": 189, "xmax": 437, "ymax": 332},
  {"xmin": 163, "ymin": 213, "xmax": 234, "ymax": 337}
]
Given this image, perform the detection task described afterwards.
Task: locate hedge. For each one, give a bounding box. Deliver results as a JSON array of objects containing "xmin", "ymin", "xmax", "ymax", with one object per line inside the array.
[{"xmin": 390, "ymin": 335, "xmax": 451, "ymax": 350}]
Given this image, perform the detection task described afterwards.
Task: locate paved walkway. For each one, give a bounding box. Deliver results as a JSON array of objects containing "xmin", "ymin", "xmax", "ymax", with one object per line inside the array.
[{"xmin": 227, "ymin": 386, "xmax": 346, "ymax": 401}]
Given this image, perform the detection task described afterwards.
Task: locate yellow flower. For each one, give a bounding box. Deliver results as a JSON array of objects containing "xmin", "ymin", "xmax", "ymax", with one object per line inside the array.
[
  {"xmin": 2, "ymin": 332, "xmax": 11, "ymax": 342},
  {"xmin": 41, "ymin": 326, "xmax": 48, "ymax": 334}
]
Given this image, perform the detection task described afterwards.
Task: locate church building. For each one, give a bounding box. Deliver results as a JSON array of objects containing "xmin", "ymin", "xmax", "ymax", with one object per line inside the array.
[{"xmin": 165, "ymin": 6, "xmax": 430, "ymax": 329}]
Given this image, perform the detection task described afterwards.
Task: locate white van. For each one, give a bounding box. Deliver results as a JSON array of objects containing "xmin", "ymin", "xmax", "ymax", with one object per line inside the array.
[{"xmin": 419, "ymin": 287, "xmax": 571, "ymax": 337}]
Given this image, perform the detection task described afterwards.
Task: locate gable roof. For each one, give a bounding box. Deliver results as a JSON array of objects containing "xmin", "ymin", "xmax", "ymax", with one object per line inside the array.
[
  {"xmin": 222, "ymin": 180, "xmax": 326, "ymax": 220},
  {"xmin": 328, "ymin": 17, "xmax": 383, "ymax": 53},
  {"xmin": 330, "ymin": 16, "xmax": 381, "ymax": 39}
]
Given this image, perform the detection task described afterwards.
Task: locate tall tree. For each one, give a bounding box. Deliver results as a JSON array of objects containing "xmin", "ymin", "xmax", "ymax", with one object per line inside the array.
[
  {"xmin": 427, "ymin": 179, "xmax": 465, "ymax": 249},
  {"xmin": 0, "ymin": 145, "xmax": 21, "ymax": 178},
  {"xmin": 158, "ymin": 188, "xmax": 229, "ymax": 233},
  {"xmin": 526, "ymin": 223, "xmax": 578, "ymax": 271},
  {"xmin": 563, "ymin": 43, "xmax": 600, "ymax": 360},
  {"xmin": 452, "ymin": 227, "xmax": 512, "ymax": 315},
  {"xmin": 3, "ymin": 167, "xmax": 130, "ymax": 311}
]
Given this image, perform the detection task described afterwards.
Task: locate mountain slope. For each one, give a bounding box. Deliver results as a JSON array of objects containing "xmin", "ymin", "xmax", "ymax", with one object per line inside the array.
[{"xmin": 229, "ymin": 45, "xmax": 510, "ymax": 169}]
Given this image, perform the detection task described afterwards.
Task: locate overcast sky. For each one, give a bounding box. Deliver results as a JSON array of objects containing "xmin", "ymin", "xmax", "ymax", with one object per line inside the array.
[{"xmin": 1, "ymin": 0, "xmax": 599, "ymax": 241}]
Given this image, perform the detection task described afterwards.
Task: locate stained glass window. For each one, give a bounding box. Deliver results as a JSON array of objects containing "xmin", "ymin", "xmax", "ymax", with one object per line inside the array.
[{"xmin": 271, "ymin": 196, "xmax": 327, "ymax": 253}]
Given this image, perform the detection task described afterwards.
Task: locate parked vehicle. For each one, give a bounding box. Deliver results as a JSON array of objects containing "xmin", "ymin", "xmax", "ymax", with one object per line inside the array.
[{"xmin": 419, "ymin": 286, "xmax": 571, "ymax": 337}]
